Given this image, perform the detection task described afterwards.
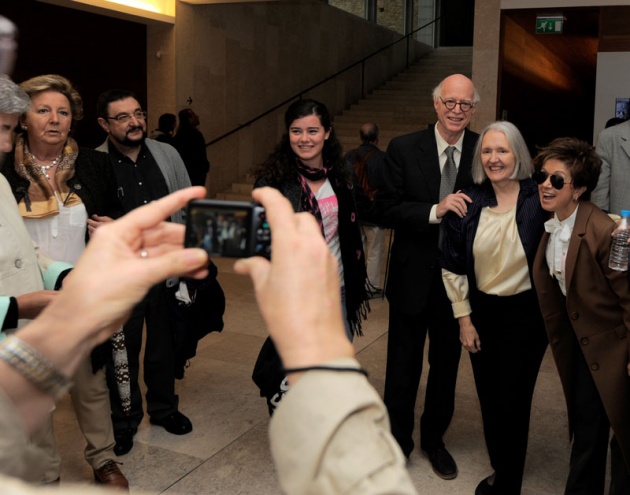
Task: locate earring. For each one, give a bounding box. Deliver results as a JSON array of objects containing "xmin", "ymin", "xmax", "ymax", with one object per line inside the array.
[{"xmin": 21, "ymin": 125, "xmax": 27, "ymax": 130}]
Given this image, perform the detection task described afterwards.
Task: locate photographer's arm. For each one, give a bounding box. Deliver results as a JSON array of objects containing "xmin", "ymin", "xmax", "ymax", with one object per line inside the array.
[
  {"xmin": 0, "ymin": 186, "xmax": 209, "ymax": 433},
  {"xmin": 235, "ymin": 187, "xmax": 417, "ymax": 495}
]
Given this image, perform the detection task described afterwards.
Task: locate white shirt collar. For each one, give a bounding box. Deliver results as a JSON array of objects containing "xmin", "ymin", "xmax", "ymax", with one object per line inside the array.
[{"xmin": 434, "ymin": 123, "xmax": 464, "ymax": 158}]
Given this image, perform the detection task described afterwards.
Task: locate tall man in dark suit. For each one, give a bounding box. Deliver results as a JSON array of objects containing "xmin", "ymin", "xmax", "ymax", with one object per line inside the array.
[{"xmin": 377, "ymin": 74, "xmax": 479, "ymax": 479}]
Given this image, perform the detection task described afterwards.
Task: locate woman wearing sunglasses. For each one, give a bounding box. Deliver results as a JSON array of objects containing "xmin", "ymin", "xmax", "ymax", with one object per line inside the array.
[
  {"xmin": 531, "ymin": 137, "xmax": 630, "ymax": 495},
  {"xmin": 440, "ymin": 121, "xmax": 548, "ymax": 494}
]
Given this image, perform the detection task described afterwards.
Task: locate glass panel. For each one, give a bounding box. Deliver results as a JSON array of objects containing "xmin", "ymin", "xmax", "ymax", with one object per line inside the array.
[
  {"xmin": 327, "ymin": 0, "xmax": 436, "ymax": 44},
  {"xmin": 415, "ymin": 0, "xmax": 436, "ymax": 46}
]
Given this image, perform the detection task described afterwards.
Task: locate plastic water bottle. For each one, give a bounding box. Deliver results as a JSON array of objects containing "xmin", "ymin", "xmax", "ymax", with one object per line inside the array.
[{"xmin": 609, "ymin": 209, "xmax": 630, "ymax": 271}]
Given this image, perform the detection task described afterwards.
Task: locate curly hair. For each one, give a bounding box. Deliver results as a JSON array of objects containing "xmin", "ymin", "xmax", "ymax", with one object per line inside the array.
[
  {"xmin": 532, "ymin": 137, "xmax": 601, "ymax": 201},
  {"xmin": 19, "ymin": 74, "xmax": 83, "ymax": 121},
  {"xmin": 254, "ymin": 98, "xmax": 348, "ymax": 184}
]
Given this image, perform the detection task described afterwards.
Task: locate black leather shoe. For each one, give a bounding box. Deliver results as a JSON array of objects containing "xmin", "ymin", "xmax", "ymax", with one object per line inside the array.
[
  {"xmin": 113, "ymin": 428, "xmax": 135, "ymax": 456},
  {"xmin": 150, "ymin": 411, "xmax": 193, "ymax": 435},
  {"xmin": 475, "ymin": 475, "xmax": 495, "ymax": 495},
  {"xmin": 423, "ymin": 446, "xmax": 458, "ymax": 480}
]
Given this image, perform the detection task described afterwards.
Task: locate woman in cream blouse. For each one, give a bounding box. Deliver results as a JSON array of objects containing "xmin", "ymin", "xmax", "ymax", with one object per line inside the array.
[{"xmin": 440, "ymin": 121, "xmax": 548, "ymax": 495}]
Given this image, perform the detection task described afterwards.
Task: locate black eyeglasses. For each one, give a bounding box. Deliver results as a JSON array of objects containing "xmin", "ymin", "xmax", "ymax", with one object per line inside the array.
[
  {"xmin": 532, "ymin": 170, "xmax": 573, "ymax": 190},
  {"xmin": 439, "ymin": 98, "xmax": 474, "ymax": 112},
  {"xmin": 105, "ymin": 110, "xmax": 147, "ymax": 124}
]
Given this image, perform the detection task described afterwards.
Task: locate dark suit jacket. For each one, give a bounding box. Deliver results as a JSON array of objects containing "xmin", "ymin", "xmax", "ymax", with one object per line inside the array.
[
  {"xmin": 532, "ymin": 201, "xmax": 630, "ymax": 467},
  {"xmin": 345, "ymin": 143, "xmax": 387, "ymax": 226},
  {"xmin": 376, "ymin": 125, "xmax": 478, "ymax": 313}
]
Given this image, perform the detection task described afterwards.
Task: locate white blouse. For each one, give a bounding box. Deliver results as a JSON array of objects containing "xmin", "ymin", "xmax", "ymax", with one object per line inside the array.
[{"xmin": 23, "ymin": 193, "xmax": 87, "ymax": 265}]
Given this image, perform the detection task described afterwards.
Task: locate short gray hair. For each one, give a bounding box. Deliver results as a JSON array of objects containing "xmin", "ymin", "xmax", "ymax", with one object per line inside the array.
[
  {"xmin": 471, "ymin": 121, "xmax": 533, "ymax": 184},
  {"xmin": 0, "ymin": 76, "xmax": 30, "ymax": 115}
]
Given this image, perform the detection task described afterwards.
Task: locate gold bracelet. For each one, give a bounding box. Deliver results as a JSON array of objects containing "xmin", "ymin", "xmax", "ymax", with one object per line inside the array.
[{"xmin": 0, "ymin": 336, "xmax": 73, "ymax": 400}]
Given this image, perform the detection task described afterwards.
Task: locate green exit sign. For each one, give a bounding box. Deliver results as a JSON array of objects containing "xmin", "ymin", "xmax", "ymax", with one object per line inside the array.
[{"xmin": 536, "ymin": 16, "xmax": 563, "ymax": 34}]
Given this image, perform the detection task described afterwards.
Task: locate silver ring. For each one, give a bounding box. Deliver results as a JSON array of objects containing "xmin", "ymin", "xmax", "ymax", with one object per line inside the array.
[{"xmin": 139, "ymin": 249, "xmax": 148, "ymax": 259}]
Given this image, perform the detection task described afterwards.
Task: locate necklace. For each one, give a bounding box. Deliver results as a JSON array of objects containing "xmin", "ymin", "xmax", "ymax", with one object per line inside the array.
[{"xmin": 39, "ymin": 155, "xmax": 62, "ymax": 179}]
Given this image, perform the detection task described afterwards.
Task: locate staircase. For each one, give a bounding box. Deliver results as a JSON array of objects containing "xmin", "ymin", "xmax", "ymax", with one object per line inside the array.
[{"xmin": 216, "ymin": 46, "xmax": 472, "ymax": 201}]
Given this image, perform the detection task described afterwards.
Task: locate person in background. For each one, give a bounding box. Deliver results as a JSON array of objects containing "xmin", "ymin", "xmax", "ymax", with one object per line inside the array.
[
  {"xmin": 440, "ymin": 121, "xmax": 548, "ymax": 494},
  {"xmin": 592, "ymin": 117, "xmax": 630, "ymax": 215},
  {"xmin": 376, "ymin": 74, "xmax": 479, "ymax": 477},
  {"xmin": 2, "ymin": 74, "xmax": 128, "ymax": 489},
  {"xmin": 96, "ymin": 89, "xmax": 193, "ymax": 456},
  {"xmin": 149, "ymin": 113, "xmax": 176, "ymax": 146},
  {"xmin": 251, "ymin": 98, "xmax": 367, "ymax": 415},
  {"xmin": 605, "ymin": 117, "xmax": 626, "ymax": 129},
  {"xmin": 532, "ymin": 137, "xmax": 630, "ymax": 495},
  {"xmin": 254, "ymin": 98, "xmax": 367, "ymax": 342},
  {"xmin": 173, "ymin": 108, "xmax": 209, "ymax": 187},
  {"xmin": 344, "ymin": 122, "xmax": 387, "ymax": 297}
]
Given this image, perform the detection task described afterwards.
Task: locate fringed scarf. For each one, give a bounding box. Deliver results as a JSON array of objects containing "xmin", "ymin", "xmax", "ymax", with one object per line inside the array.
[
  {"xmin": 13, "ymin": 134, "xmax": 83, "ymax": 218},
  {"xmin": 295, "ymin": 159, "xmax": 331, "ymax": 236},
  {"xmin": 110, "ymin": 328, "xmax": 131, "ymax": 415},
  {"xmin": 295, "ymin": 159, "xmax": 369, "ymax": 337}
]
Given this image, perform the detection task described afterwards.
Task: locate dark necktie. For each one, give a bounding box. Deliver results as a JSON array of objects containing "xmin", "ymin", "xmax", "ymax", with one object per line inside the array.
[
  {"xmin": 439, "ymin": 146, "xmax": 457, "ymax": 201},
  {"xmin": 439, "ymin": 146, "xmax": 457, "ymax": 249}
]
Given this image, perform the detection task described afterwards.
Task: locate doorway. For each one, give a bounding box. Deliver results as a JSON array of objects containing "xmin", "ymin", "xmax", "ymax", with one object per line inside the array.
[{"xmin": 499, "ymin": 8, "xmax": 598, "ymax": 150}]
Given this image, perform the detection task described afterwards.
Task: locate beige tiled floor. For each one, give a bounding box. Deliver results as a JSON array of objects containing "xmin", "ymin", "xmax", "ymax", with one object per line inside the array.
[{"xmin": 54, "ymin": 257, "xmax": 572, "ymax": 494}]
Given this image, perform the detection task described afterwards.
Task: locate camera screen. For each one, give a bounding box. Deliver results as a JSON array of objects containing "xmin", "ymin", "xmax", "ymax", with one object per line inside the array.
[{"xmin": 186, "ymin": 201, "xmax": 270, "ymax": 258}]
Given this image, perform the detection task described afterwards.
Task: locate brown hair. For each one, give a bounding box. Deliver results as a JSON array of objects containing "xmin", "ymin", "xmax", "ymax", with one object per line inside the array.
[{"xmin": 532, "ymin": 137, "xmax": 601, "ymax": 200}]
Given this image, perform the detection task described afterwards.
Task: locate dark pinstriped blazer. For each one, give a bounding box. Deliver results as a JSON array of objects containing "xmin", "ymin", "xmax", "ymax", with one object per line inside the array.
[
  {"xmin": 440, "ymin": 178, "xmax": 548, "ymax": 294},
  {"xmin": 376, "ymin": 126, "xmax": 478, "ymax": 313}
]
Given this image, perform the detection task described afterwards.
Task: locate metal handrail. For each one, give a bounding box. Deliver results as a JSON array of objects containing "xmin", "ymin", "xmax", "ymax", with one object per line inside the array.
[{"xmin": 205, "ymin": 16, "xmax": 441, "ymax": 148}]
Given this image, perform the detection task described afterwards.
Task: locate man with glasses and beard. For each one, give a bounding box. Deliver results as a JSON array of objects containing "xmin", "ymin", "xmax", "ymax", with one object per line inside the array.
[{"xmin": 96, "ymin": 89, "xmax": 193, "ymax": 456}]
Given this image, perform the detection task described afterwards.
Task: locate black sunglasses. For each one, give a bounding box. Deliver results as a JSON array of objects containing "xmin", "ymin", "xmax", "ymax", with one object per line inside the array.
[{"xmin": 532, "ymin": 170, "xmax": 573, "ymax": 190}]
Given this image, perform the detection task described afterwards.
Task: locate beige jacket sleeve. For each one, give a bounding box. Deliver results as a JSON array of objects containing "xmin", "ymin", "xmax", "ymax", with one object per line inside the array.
[
  {"xmin": 0, "ymin": 389, "xmax": 51, "ymax": 481},
  {"xmin": 269, "ymin": 358, "xmax": 418, "ymax": 495}
]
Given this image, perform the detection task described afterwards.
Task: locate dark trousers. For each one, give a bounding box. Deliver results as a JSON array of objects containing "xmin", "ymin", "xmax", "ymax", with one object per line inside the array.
[
  {"xmin": 565, "ymin": 338, "xmax": 630, "ymax": 495},
  {"xmin": 469, "ymin": 290, "xmax": 548, "ymax": 495},
  {"xmin": 106, "ymin": 283, "xmax": 179, "ymax": 433},
  {"xmin": 383, "ymin": 271, "xmax": 462, "ymax": 457}
]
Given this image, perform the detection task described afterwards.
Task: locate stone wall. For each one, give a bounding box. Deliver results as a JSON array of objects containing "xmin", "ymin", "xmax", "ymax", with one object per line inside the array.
[
  {"xmin": 148, "ymin": 0, "xmax": 431, "ymax": 197},
  {"xmin": 329, "ymin": 0, "xmax": 422, "ymax": 34}
]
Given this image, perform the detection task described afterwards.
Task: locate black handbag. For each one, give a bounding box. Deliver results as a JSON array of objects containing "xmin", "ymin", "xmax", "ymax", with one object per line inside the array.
[
  {"xmin": 252, "ymin": 337, "xmax": 288, "ymax": 416},
  {"xmin": 173, "ymin": 260, "xmax": 226, "ymax": 379}
]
